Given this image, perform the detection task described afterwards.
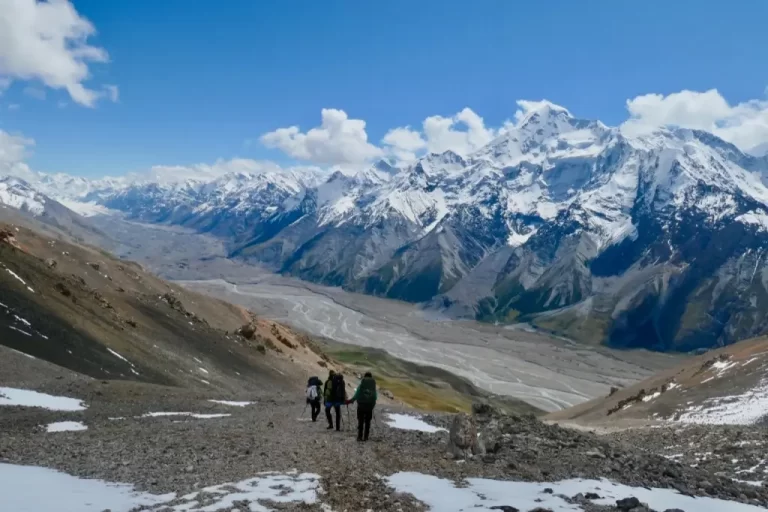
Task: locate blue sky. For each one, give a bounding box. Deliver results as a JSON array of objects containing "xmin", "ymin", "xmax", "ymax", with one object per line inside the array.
[{"xmin": 1, "ymin": 0, "xmax": 768, "ymax": 177}]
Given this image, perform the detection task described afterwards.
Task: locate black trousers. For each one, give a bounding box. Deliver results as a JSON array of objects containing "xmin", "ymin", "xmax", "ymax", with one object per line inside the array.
[
  {"xmin": 310, "ymin": 399, "xmax": 321, "ymax": 422},
  {"xmin": 357, "ymin": 403, "xmax": 374, "ymax": 441},
  {"xmin": 325, "ymin": 404, "xmax": 341, "ymax": 430}
]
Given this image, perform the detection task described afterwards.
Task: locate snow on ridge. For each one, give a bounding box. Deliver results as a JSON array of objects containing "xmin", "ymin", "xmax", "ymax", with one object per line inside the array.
[
  {"xmin": 675, "ymin": 378, "xmax": 768, "ymax": 425},
  {"xmin": 736, "ymin": 211, "xmax": 768, "ymax": 232}
]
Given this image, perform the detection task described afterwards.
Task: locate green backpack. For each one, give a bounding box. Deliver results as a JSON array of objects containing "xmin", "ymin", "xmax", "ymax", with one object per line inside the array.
[{"xmin": 357, "ymin": 377, "xmax": 376, "ymax": 405}]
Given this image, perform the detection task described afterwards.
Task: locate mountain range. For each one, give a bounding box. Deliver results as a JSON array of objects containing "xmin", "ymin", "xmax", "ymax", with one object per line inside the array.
[{"xmin": 3, "ymin": 101, "xmax": 768, "ymax": 353}]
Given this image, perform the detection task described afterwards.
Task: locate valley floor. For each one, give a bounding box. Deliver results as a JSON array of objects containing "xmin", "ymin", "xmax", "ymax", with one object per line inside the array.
[
  {"xmin": 181, "ymin": 277, "xmax": 679, "ymax": 412},
  {"xmin": 92, "ymin": 215, "xmax": 683, "ymax": 412}
]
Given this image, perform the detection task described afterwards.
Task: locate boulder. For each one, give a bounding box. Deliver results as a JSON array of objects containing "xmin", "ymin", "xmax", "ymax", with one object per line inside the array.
[{"xmin": 448, "ymin": 413, "xmax": 481, "ymax": 459}]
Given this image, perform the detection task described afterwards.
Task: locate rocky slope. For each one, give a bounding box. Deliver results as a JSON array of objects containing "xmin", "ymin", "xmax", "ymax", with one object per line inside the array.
[
  {"xmin": 6, "ymin": 103, "xmax": 768, "ymax": 353},
  {"xmin": 0, "ymin": 210, "xmax": 535, "ymax": 416},
  {"xmin": 547, "ymin": 334, "xmax": 768, "ymax": 427},
  {"xmin": 2, "ymin": 351, "xmax": 767, "ymax": 511}
]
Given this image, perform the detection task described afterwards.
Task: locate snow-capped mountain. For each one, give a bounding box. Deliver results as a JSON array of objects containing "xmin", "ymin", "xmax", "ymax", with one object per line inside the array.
[
  {"xmin": 4, "ymin": 102, "xmax": 768, "ymax": 352},
  {"xmin": 0, "ymin": 176, "xmax": 48, "ymax": 215}
]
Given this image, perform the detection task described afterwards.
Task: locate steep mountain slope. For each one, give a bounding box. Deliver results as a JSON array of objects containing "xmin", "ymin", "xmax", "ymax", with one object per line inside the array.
[
  {"xmin": 6, "ymin": 102, "xmax": 768, "ymax": 353},
  {"xmin": 0, "ymin": 220, "xmax": 333, "ymax": 393},
  {"xmin": 547, "ymin": 334, "xmax": 768, "ymax": 427}
]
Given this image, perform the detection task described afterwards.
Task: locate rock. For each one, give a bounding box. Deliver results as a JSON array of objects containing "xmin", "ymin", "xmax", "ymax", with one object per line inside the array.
[
  {"xmin": 609, "ymin": 386, "xmax": 620, "ymax": 396},
  {"xmin": 185, "ymin": 465, "xmax": 194, "ymax": 473},
  {"xmin": 472, "ymin": 402, "xmax": 499, "ymax": 417},
  {"xmin": 616, "ymin": 497, "xmax": 641, "ymax": 510},
  {"xmin": 584, "ymin": 492, "xmax": 601, "ymax": 500},
  {"xmin": 55, "ymin": 282, "xmax": 72, "ymax": 297},
  {"xmin": 585, "ymin": 449, "xmax": 606, "ymax": 459},
  {"xmin": 237, "ymin": 322, "xmax": 257, "ymax": 340},
  {"xmin": 663, "ymin": 509, "xmax": 686, "ymax": 512},
  {"xmin": 88, "ymin": 262, "xmax": 100, "ymax": 271},
  {"xmin": 45, "ymin": 258, "xmax": 57, "ymax": 268},
  {"xmin": 448, "ymin": 413, "xmax": 480, "ymax": 459},
  {"xmin": 542, "ymin": 488, "xmax": 553, "ymax": 494},
  {"xmin": 489, "ymin": 507, "xmax": 518, "ymax": 512},
  {"xmin": 0, "ymin": 230, "xmax": 21, "ymax": 249},
  {"xmin": 382, "ymin": 389, "xmax": 394, "ymax": 400}
]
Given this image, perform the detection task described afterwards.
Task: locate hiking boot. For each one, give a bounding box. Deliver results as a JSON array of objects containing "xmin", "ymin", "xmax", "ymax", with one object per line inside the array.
[
  {"xmin": 357, "ymin": 437, "xmax": 363, "ymax": 442},
  {"xmin": 326, "ymin": 425, "xmax": 333, "ymax": 430}
]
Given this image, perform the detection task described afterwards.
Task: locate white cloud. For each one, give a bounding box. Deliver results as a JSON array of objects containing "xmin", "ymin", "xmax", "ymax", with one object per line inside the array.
[
  {"xmin": 0, "ymin": 128, "xmax": 35, "ymax": 179},
  {"xmin": 8, "ymin": 103, "xmax": 20, "ymax": 111},
  {"xmin": 382, "ymin": 108, "xmax": 501, "ymax": 163},
  {"xmin": 0, "ymin": 0, "xmax": 112, "ymax": 107},
  {"xmin": 260, "ymin": 108, "xmax": 383, "ymax": 167},
  {"xmin": 623, "ymin": 89, "xmax": 768, "ymax": 155},
  {"xmin": 381, "ymin": 126, "xmax": 426, "ymax": 163},
  {"xmin": 422, "ymin": 108, "xmax": 498, "ymax": 155}
]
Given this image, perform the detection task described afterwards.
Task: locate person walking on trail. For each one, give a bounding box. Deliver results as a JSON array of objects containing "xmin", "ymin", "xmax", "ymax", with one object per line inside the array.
[
  {"xmin": 325, "ymin": 370, "xmax": 347, "ymax": 431},
  {"xmin": 306, "ymin": 376, "xmax": 322, "ymax": 422},
  {"xmin": 348, "ymin": 371, "xmax": 377, "ymax": 442}
]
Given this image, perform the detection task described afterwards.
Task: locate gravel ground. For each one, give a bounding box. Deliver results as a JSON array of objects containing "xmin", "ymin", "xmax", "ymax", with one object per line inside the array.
[{"xmin": 4, "ymin": 370, "xmax": 768, "ymax": 512}]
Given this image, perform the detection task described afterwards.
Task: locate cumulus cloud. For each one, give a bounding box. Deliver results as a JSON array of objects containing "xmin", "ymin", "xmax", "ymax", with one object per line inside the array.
[
  {"xmin": 0, "ymin": 128, "xmax": 35, "ymax": 179},
  {"xmin": 382, "ymin": 108, "xmax": 501, "ymax": 163},
  {"xmin": 0, "ymin": 0, "xmax": 112, "ymax": 107},
  {"xmin": 623, "ymin": 89, "xmax": 768, "ymax": 155},
  {"xmin": 381, "ymin": 126, "xmax": 426, "ymax": 163},
  {"xmin": 260, "ymin": 109, "xmax": 383, "ymax": 167}
]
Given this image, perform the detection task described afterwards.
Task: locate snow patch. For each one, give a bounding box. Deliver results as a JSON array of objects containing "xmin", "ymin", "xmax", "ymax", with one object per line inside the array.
[
  {"xmin": 46, "ymin": 421, "xmax": 88, "ymax": 433},
  {"xmin": 140, "ymin": 412, "xmax": 230, "ymax": 419},
  {"xmin": 107, "ymin": 348, "xmax": 130, "ymax": 364},
  {"xmin": 385, "ymin": 413, "xmax": 447, "ymax": 433},
  {"xmin": 209, "ymin": 400, "xmax": 254, "ymax": 407},
  {"xmin": 386, "ymin": 472, "xmax": 765, "ymax": 512},
  {"xmin": 0, "ymin": 463, "xmax": 322, "ymax": 512},
  {"xmin": 736, "ymin": 211, "xmax": 768, "ymax": 232},
  {"xmin": 0, "ymin": 387, "xmax": 86, "ymax": 411},
  {"xmin": 675, "ymin": 378, "xmax": 768, "ymax": 425}
]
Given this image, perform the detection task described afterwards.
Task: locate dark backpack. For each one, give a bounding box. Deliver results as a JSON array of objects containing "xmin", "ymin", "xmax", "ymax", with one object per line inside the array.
[
  {"xmin": 331, "ymin": 374, "xmax": 345, "ymax": 403},
  {"xmin": 307, "ymin": 376, "xmax": 321, "ymax": 387},
  {"xmin": 357, "ymin": 377, "xmax": 376, "ymax": 405}
]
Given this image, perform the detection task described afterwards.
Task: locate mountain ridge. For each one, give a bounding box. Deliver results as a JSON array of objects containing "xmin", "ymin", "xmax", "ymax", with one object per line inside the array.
[{"xmin": 4, "ymin": 103, "xmax": 768, "ymax": 353}]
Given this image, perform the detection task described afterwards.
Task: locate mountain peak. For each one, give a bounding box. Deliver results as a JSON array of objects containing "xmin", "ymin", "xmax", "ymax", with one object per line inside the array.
[{"xmin": 516, "ymin": 100, "xmax": 573, "ymax": 129}]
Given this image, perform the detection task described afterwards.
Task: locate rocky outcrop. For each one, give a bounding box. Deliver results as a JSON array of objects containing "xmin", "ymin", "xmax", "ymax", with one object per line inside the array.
[{"xmin": 448, "ymin": 413, "xmax": 480, "ymax": 459}]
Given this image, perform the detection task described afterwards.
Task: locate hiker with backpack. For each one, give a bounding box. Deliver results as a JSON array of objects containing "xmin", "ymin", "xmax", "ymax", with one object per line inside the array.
[
  {"xmin": 324, "ymin": 370, "xmax": 347, "ymax": 431},
  {"xmin": 306, "ymin": 376, "xmax": 323, "ymax": 422},
  {"xmin": 348, "ymin": 371, "xmax": 377, "ymax": 442}
]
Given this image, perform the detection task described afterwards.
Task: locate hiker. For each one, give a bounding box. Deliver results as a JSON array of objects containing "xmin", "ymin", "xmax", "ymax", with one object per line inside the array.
[
  {"xmin": 348, "ymin": 371, "xmax": 377, "ymax": 442},
  {"xmin": 306, "ymin": 376, "xmax": 322, "ymax": 422},
  {"xmin": 324, "ymin": 370, "xmax": 347, "ymax": 431}
]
